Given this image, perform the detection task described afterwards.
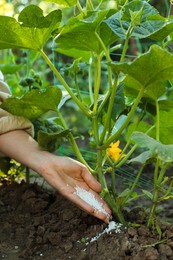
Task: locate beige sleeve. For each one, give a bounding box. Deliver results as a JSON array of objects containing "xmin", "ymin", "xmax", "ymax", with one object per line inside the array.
[{"xmin": 0, "ymin": 75, "xmax": 34, "ymax": 137}]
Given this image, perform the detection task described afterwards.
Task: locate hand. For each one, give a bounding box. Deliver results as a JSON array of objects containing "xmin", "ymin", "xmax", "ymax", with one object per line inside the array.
[
  {"xmin": 37, "ymin": 155, "xmax": 112, "ymax": 223},
  {"xmin": 0, "ymin": 130, "xmax": 111, "ymax": 223}
]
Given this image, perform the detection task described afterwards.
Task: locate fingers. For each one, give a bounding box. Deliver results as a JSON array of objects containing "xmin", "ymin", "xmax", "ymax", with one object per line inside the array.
[
  {"xmin": 90, "ymin": 189, "xmax": 112, "ymax": 216},
  {"xmin": 67, "ymin": 192, "xmax": 111, "ymax": 223},
  {"xmin": 81, "ymin": 167, "xmax": 102, "ymax": 193}
]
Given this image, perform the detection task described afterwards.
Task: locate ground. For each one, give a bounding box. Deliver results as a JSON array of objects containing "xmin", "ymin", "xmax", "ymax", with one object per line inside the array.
[{"xmin": 1, "ymin": 181, "xmax": 173, "ymax": 260}]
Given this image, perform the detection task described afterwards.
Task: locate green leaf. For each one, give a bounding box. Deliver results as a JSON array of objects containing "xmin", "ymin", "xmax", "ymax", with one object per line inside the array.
[
  {"xmin": 45, "ymin": 0, "xmax": 77, "ymax": 7},
  {"xmin": 38, "ymin": 129, "xmax": 70, "ymax": 152},
  {"xmin": 127, "ymin": 104, "xmax": 173, "ymax": 145},
  {"xmin": 124, "ymin": 78, "xmax": 166, "ymax": 100},
  {"xmin": 104, "ymin": 0, "xmax": 173, "ymax": 41},
  {"xmin": 61, "ymin": 58, "xmax": 81, "ymax": 76},
  {"xmin": 128, "ymin": 151, "xmax": 151, "ymax": 164},
  {"xmin": 159, "ymin": 100, "xmax": 173, "ymax": 112},
  {"xmin": 160, "ymin": 194, "xmax": 173, "ymax": 200},
  {"xmin": 142, "ymin": 189, "xmax": 153, "ymax": 200},
  {"xmin": 100, "ymin": 84, "xmax": 125, "ymax": 124},
  {"xmin": 119, "ymin": 188, "xmax": 131, "ymax": 198},
  {"xmin": 55, "ymin": 10, "xmax": 109, "ymax": 58},
  {"xmin": 0, "ymin": 87, "xmax": 62, "ymax": 121},
  {"xmin": 130, "ymin": 131, "xmax": 173, "ymax": 163},
  {"xmin": 34, "ymin": 117, "xmax": 64, "ymax": 135},
  {"xmin": 158, "ymin": 110, "xmax": 173, "ymax": 144},
  {"xmin": 0, "ymin": 64, "xmax": 23, "ymax": 74},
  {"xmin": 129, "ymin": 6, "xmax": 144, "ymax": 27},
  {"xmin": 110, "ymin": 45, "xmax": 173, "ymax": 91},
  {"xmin": 111, "ymin": 84, "xmax": 125, "ymax": 119},
  {"xmin": 0, "ymin": 5, "xmax": 62, "ymax": 50},
  {"xmin": 126, "ymin": 121, "xmax": 152, "ymax": 141}
]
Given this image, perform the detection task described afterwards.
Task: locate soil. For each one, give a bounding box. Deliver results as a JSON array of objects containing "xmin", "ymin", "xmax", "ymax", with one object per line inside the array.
[{"xmin": 1, "ymin": 181, "xmax": 173, "ymax": 260}]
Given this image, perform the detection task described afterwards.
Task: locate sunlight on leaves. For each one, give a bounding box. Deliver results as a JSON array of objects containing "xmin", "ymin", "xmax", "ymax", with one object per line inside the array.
[
  {"xmin": 131, "ymin": 132, "xmax": 173, "ymax": 163},
  {"xmin": 110, "ymin": 45, "xmax": 173, "ymax": 92},
  {"xmin": 45, "ymin": 0, "xmax": 77, "ymax": 7},
  {"xmin": 0, "ymin": 5, "xmax": 62, "ymax": 50},
  {"xmin": 0, "ymin": 87, "xmax": 62, "ymax": 121},
  {"xmin": 105, "ymin": 0, "xmax": 173, "ymax": 41}
]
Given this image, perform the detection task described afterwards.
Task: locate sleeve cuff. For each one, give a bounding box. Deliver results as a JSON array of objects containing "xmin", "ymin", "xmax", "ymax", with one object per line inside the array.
[{"xmin": 0, "ymin": 115, "xmax": 34, "ymax": 137}]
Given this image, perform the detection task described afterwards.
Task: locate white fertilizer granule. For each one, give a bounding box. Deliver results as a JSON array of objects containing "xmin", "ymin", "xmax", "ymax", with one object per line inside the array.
[
  {"xmin": 74, "ymin": 186, "xmax": 123, "ymax": 243},
  {"xmin": 74, "ymin": 186, "xmax": 109, "ymax": 216},
  {"xmin": 90, "ymin": 221, "xmax": 123, "ymax": 242}
]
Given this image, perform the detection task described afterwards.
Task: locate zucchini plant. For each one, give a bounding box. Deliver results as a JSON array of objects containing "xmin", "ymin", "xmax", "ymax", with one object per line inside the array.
[{"xmin": 1, "ymin": 0, "xmax": 173, "ymax": 228}]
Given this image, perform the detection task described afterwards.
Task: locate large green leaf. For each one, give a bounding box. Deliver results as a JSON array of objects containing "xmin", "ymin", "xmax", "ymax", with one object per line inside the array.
[
  {"xmin": 127, "ymin": 107, "xmax": 173, "ymax": 145},
  {"xmin": 0, "ymin": 87, "xmax": 62, "ymax": 121},
  {"xmin": 104, "ymin": 0, "xmax": 173, "ymax": 41},
  {"xmin": 159, "ymin": 110, "xmax": 173, "ymax": 144},
  {"xmin": 38, "ymin": 129, "xmax": 70, "ymax": 152},
  {"xmin": 159, "ymin": 100, "xmax": 173, "ymax": 112},
  {"xmin": 55, "ymin": 10, "xmax": 111, "ymax": 58},
  {"xmin": 126, "ymin": 121, "xmax": 152, "ymax": 141},
  {"xmin": 0, "ymin": 64, "xmax": 23, "ymax": 74},
  {"xmin": 0, "ymin": 5, "xmax": 62, "ymax": 50},
  {"xmin": 130, "ymin": 132, "xmax": 173, "ymax": 163},
  {"xmin": 110, "ymin": 45, "xmax": 173, "ymax": 89},
  {"xmin": 45, "ymin": 0, "xmax": 77, "ymax": 7},
  {"xmin": 128, "ymin": 151, "xmax": 151, "ymax": 164},
  {"xmin": 34, "ymin": 117, "xmax": 70, "ymax": 152},
  {"xmin": 124, "ymin": 78, "xmax": 166, "ymax": 100}
]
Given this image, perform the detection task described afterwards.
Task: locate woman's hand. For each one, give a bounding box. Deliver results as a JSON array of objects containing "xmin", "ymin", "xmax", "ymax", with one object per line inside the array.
[
  {"xmin": 0, "ymin": 130, "xmax": 111, "ymax": 223},
  {"xmin": 37, "ymin": 155, "xmax": 111, "ymax": 223}
]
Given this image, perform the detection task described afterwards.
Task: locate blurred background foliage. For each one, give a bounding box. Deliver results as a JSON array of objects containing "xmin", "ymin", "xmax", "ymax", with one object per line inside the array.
[
  {"xmin": 0, "ymin": 0, "xmax": 173, "ymax": 182},
  {"xmin": 0, "ymin": 0, "xmax": 173, "ymax": 139}
]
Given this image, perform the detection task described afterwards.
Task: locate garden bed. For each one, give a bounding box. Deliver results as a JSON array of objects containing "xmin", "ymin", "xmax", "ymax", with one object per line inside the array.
[{"xmin": 1, "ymin": 181, "xmax": 173, "ymax": 259}]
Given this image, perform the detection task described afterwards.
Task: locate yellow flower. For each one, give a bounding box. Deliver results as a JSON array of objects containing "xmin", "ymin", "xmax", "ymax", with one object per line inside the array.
[{"xmin": 107, "ymin": 141, "xmax": 125, "ymax": 162}]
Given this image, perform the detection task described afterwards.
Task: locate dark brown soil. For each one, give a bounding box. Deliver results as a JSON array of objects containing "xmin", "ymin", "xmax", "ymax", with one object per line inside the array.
[{"xmin": 1, "ymin": 181, "xmax": 173, "ymax": 260}]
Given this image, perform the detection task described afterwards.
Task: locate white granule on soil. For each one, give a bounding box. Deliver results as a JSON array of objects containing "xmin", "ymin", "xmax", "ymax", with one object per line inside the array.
[
  {"xmin": 74, "ymin": 186, "xmax": 109, "ymax": 216},
  {"xmin": 90, "ymin": 221, "xmax": 123, "ymax": 243},
  {"xmin": 74, "ymin": 186, "xmax": 123, "ymax": 243}
]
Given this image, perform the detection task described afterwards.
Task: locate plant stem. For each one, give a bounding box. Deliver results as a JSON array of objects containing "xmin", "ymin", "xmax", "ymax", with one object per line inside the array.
[
  {"xmin": 92, "ymin": 114, "xmax": 99, "ymax": 145},
  {"xmin": 56, "ymin": 109, "xmax": 93, "ymax": 173},
  {"xmin": 147, "ymin": 162, "xmax": 167, "ymax": 227},
  {"xmin": 76, "ymin": 1, "xmax": 83, "ymax": 12},
  {"xmin": 88, "ymin": 58, "xmax": 94, "ymax": 103},
  {"xmin": 99, "ymin": 78, "xmax": 118, "ymax": 144},
  {"xmin": 40, "ymin": 49, "xmax": 90, "ymax": 118},
  {"xmin": 120, "ymin": 25, "xmax": 133, "ymax": 62},
  {"xmin": 157, "ymin": 163, "xmax": 168, "ymax": 185},
  {"xmin": 97, "ymin": 88, "xmax": 111, "ymax": 116},
  {"xmin": 96, "ymin": 149, "xmax": 127, "ymax": 225},
  {"xmin": 147, "ymin": 189, "xmax": 159, "ymax": 228},
  {"xmin": 111, "ymin": 166, "xmax": 116, "ymax": 198},
  {"xmin": 116, "ymin": 144, "xmax": 138, "ymax": 168},
  {"xmin": 155, "ymin": 100, "xmax": 160, "ymax": 141},
  {"xmin": 74, "ymin": 73, "xmax": 82, "ymax": 101},
  {"xmin": 95, "ymin": 32, "xmax": 113, "ymax": 87},
  {"xmin": 87, "ymin": 0, "xmax": 94, "ymax": 10},
  {"xmin": 93, "ymin": 54, "xmax": 101, "ymax": 112},
  {"xmin": 126, "ymin": 164, "xmax": 145, "ymax": 202},
  {"xmin": 101, "ymin": 87, "xmax": 145, "ymax": 149},
  {"xmin": 96, "ymin": 0, "xmax": 104, "ymax": 10}
]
